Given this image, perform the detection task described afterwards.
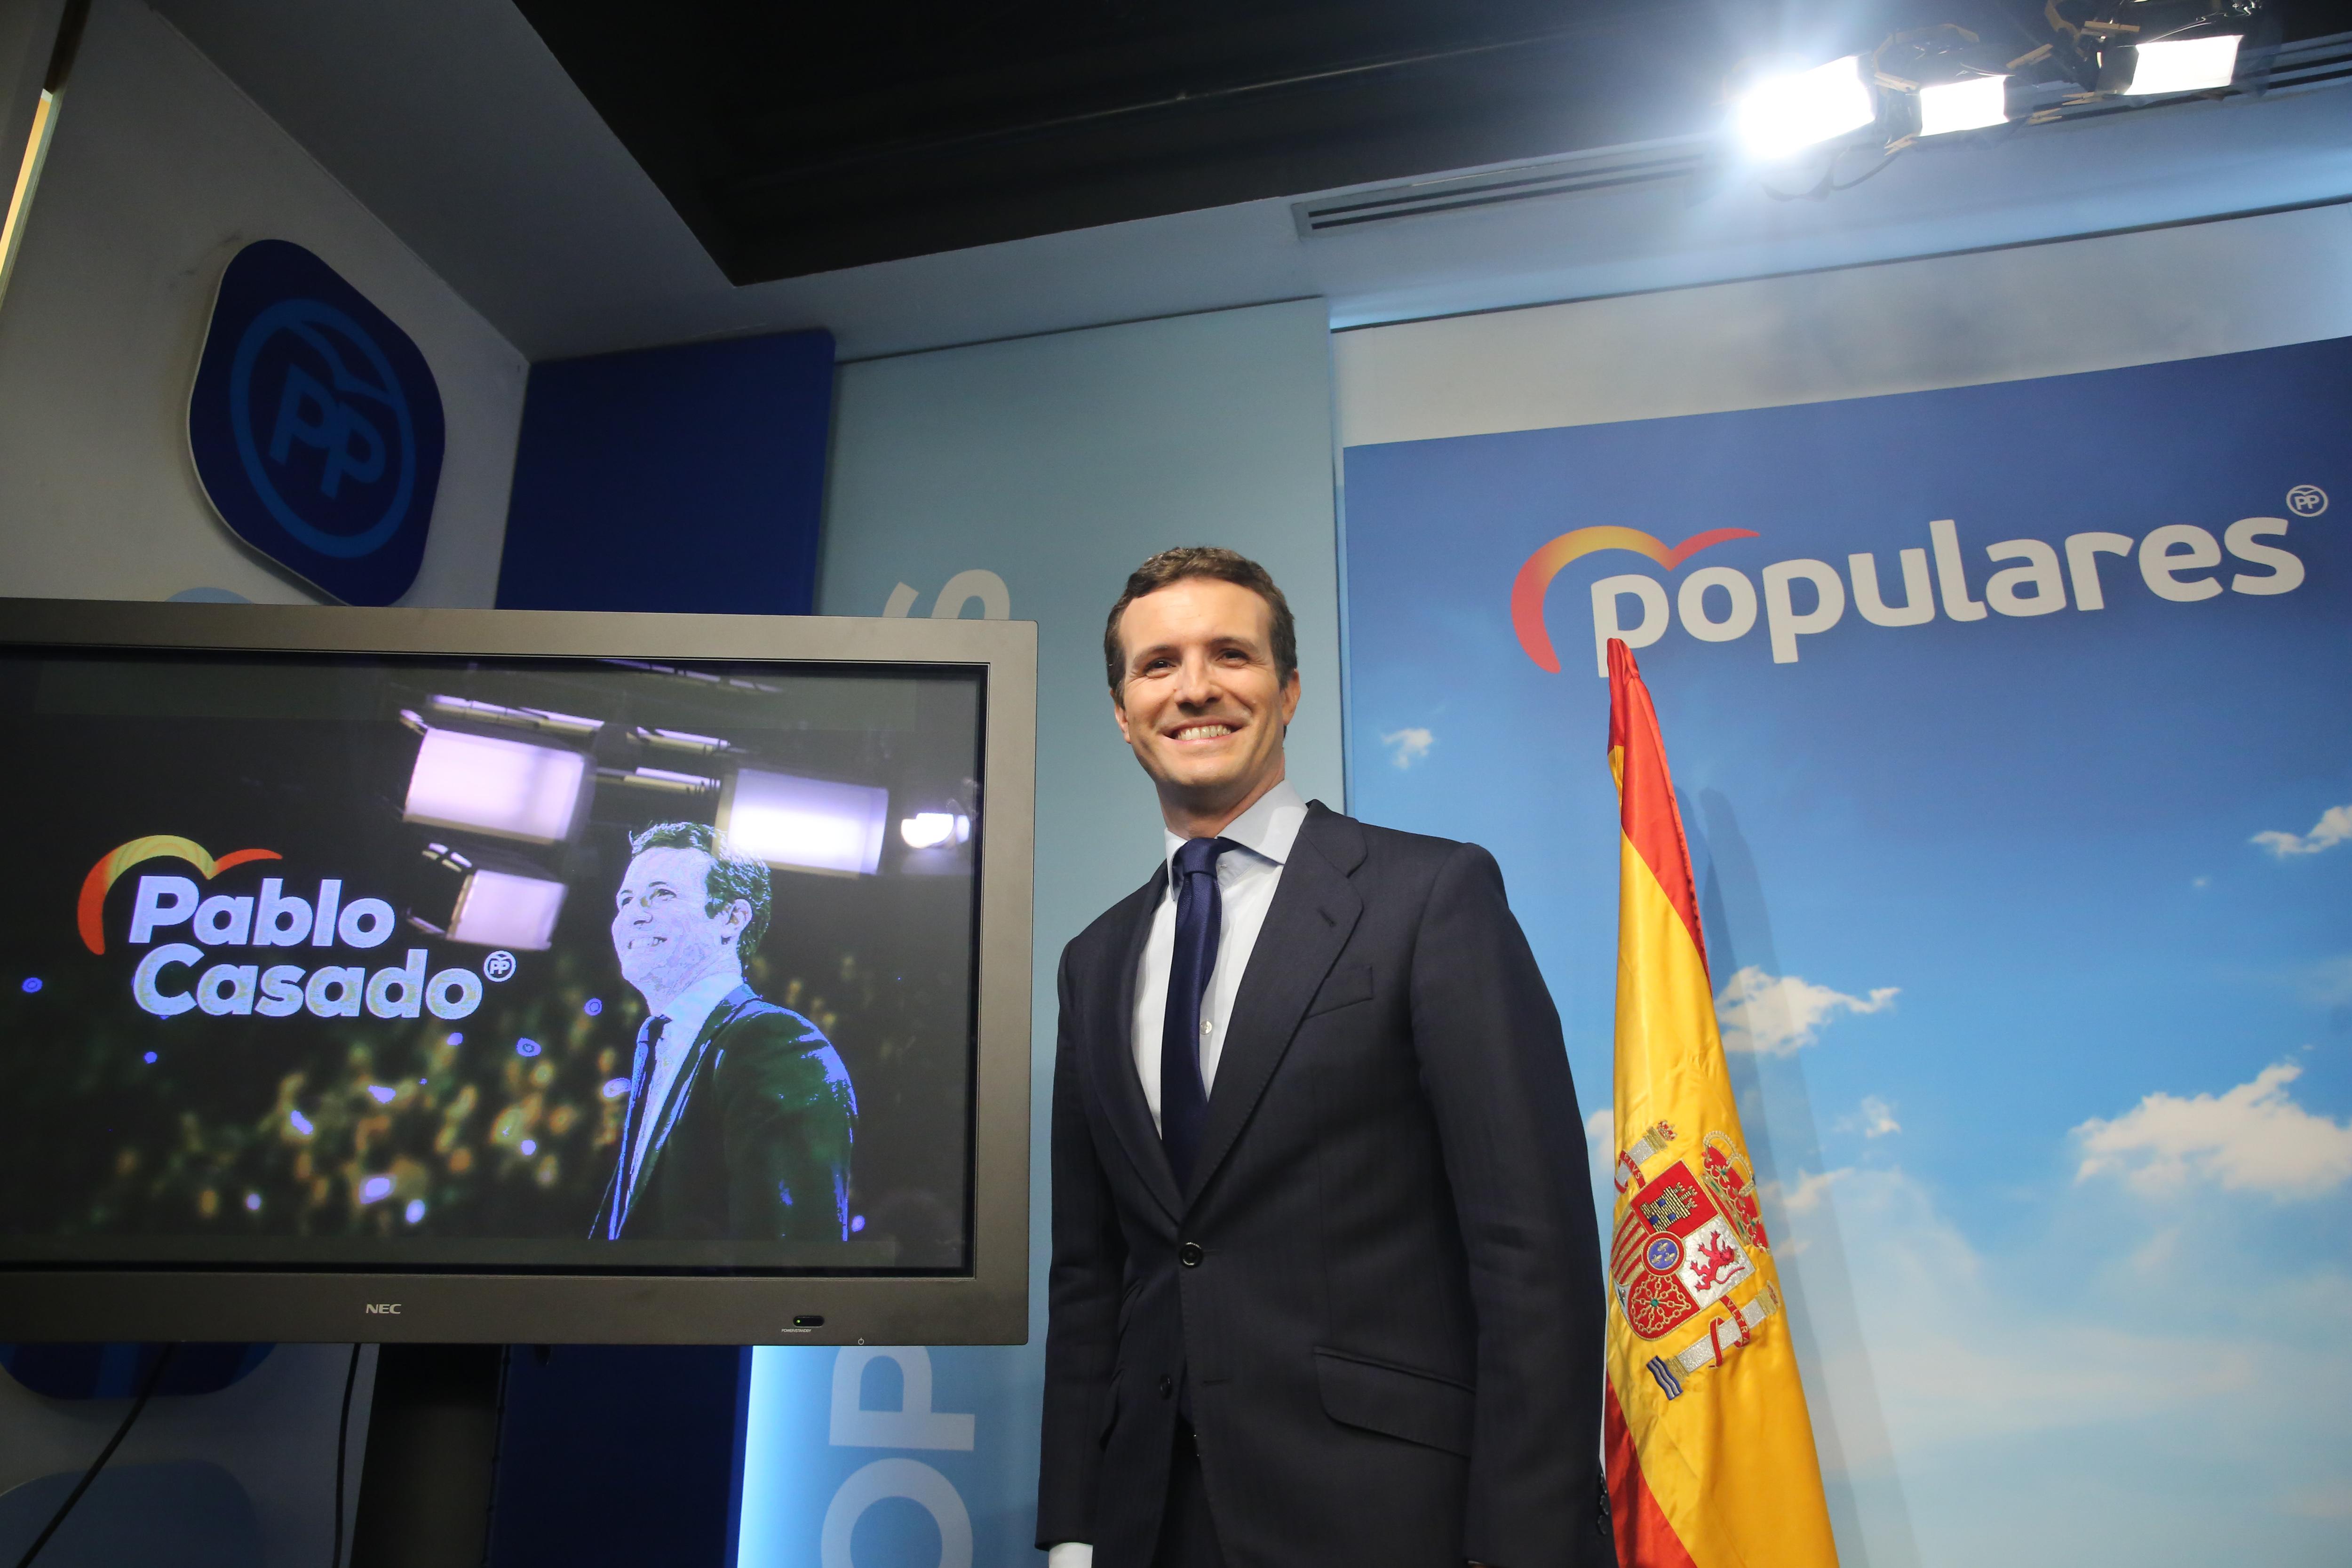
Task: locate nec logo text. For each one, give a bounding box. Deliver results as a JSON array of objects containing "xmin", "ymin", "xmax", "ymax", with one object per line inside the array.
[{"xmin": 364, "ymin": 1302, "xmax": 402, "ymax": 1315}]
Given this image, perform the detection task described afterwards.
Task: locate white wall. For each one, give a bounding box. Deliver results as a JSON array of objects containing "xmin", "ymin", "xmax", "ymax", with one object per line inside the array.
[
  {"xmin": 0, "ymin": 0, "xmax": 526, "ymax": 606},
  {"xmin": 0, "ymin": 3, "xmax": 520, "ymax": 1563},
  {"xmin": 737, "ymin": 298, "xmax": 1340, "ymax": 1566},
  {"xmin": 1335, "ymin": 202, "xmax": 2352, "ymax": 446}
]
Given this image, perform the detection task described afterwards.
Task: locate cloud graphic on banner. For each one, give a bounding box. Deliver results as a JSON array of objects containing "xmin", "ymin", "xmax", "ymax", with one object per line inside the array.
[
  {"xmin": 2073, "ymin": 1062, "xmax": 2352, "ymax": 1197},
  {"xmin": 1713, "ymin": 967, "xmax": 1898, "ymax": 1055},
  {"xmin": 1849, "ymin": 1095, "xmax": 1901, "ymax": 1138},
  {"xmin": 2253, "ymin": 803, "xmax": 2352, "ymax": 858},
  {"xmin": 1806, "ymin": 1166, "xmax": 2265, "ymax": 1453},
  {"xmin": 1584, "ymin": 1109, "xmax": 1615, "ymax": 1198},
  {"xmin": 1771, "ymin": 1167, "xmax": 1848, "ymax": 1223},
  {"xmin": 1380, "ymin": 727, "xmax": 1434, "ymax": 769},
  {"xmin": 1768, "ymin": 1153, "xmax": 2352, "ymax": 1560}
]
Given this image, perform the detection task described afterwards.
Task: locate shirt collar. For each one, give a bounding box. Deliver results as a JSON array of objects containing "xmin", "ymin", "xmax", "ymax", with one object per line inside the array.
[
  {"xmin": 648, "ymin": 968, "xmax": 746, "ymax": 1052},
  {"xmin": 1162, "ymin": 777, "xmax": 1308, "ymax": 877}
]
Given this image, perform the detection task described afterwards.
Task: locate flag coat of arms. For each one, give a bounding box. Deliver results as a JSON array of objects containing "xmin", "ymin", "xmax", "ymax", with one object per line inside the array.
[{"xmin": 1602, "ymin": 638, "xmax": 1838, "ymax": 1568}]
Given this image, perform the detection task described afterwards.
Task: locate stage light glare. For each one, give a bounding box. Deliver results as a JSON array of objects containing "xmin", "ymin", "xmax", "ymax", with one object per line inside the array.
[
  {"xmin": 722, "ymin": 769, "xmax": 890, "ymax": 876},
  {"xmin": 404, "ymin": 728, "xmax": 588, "ymax": 844},
  {"xmin": 1919, "ymin": 74, "xmax": 2007, "ymax": 135},
  {"xmin": 2118, "ymin": 34, "xmax": 2241, "ymax": 94},
  {"xmin": 447, "ymin": 869, "xmax": 567, "ymax": 951},
  {"xmin": 900, "ymin": 812, "xmax": 957, "ymax": 850},
  {"xmin": 1735, "ymin": 56, "xmax": 1875, "ymax": 159}
]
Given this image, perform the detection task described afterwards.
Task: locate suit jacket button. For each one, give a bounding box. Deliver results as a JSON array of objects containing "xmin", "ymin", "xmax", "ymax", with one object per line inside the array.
[
  {"xmin": 1157, "ymin": 1374, "xmax": 1175, "ymax": 1400},
  {"xmin": 1178, "ymin": 1242, "xmax": 1203, "ymax": 1267}
]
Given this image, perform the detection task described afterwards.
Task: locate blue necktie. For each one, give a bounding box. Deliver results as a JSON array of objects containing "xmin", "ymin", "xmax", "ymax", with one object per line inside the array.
[
  {"xmin": 611, "ymin": 1014, "xmax": 668, "ymax": 1238},
  {"xmin": 1161, "ymin": 837, "xmax": 1236, "ymax": 1189}
]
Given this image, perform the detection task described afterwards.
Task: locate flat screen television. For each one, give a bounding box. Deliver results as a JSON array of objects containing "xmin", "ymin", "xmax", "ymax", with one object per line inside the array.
[{"xmin": 0, "ymin": 598, "xmax": 1034, "ymax": 1345}]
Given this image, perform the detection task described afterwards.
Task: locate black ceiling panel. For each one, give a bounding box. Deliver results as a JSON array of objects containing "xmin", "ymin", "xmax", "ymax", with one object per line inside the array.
[
  {"xmin": 509, "ymin": 0, "xmax": 1734, "ymax": 283},
  {"xmin": 510, "ymin": 0, "xmax": 2352, "ymax": 285}
]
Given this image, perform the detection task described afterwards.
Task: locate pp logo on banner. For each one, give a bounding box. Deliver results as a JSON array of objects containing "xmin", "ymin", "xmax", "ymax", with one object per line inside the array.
[{"xmin": 188, "ymin": 239, "xmax": 445, "ymax": 606}]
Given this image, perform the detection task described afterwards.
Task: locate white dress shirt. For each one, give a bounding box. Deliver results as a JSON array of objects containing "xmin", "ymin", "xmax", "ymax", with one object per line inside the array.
[
  {"xmin": 1131, "ymin": 777, "xmax": 1309, "ymax": 1131},
  {"xmin": 625, "ymin": 966, "xmax": 744, "ymax": 1193},
  {"xmin": 1048, "ymin": 781, "xmax": 1309, "ymax": 1568}
]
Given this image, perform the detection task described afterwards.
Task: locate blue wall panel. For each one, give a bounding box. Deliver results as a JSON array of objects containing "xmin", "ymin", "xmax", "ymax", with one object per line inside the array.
[
  {"xmin": 485, "ymin": 326, "xmax": 833, "ymax": 1565},
  {"xmin": 496, "ymin": 330, "xmax": 834, "ymax": 615}
]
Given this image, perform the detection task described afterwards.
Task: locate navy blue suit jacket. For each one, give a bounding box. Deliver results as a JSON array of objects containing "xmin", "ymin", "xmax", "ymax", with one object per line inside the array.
[{"xmin": 1037, "ymin": 804, "xmax": 1613, "ymax": 1568}]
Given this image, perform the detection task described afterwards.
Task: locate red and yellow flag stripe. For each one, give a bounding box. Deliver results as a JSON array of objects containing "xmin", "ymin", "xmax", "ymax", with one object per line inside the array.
[{"xmin": 1603, "ymin": 637, "xmax": 1838, "ymax": 1568}]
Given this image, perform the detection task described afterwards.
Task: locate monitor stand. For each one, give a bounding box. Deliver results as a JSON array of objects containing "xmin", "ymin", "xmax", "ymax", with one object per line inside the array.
[{"xmin": 350, "ymin": 1344, "xmax": 502, "ymax": 1568}]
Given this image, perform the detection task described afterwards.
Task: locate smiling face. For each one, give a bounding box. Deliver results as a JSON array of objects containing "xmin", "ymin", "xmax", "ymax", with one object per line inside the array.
[
  {"xmin": 1112, "ymin": 576, "xmax": 1302, "ymax": 836},
  {"xmin": 610, "ymin": 845, "xmax": 750, "ymax": 1013}
]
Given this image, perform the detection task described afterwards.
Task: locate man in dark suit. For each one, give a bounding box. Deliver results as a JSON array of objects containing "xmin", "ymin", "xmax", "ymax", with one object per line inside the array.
[
  {"xmin": 590, "ymin": 820, "xmax": 857, "ymax": 1243},
  {"xmin": 1036, "ymin": 549, "xmax": 1612, "ymax": 1568}
]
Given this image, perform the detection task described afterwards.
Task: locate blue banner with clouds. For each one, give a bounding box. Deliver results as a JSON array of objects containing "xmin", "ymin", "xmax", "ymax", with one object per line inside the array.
[{"xmin": 1341, "ymin": 335, "xmax": 2351, "ymax": 1567}]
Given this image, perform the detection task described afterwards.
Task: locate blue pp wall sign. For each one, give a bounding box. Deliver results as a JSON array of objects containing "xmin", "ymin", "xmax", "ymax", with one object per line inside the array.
[{"xmin": 188, "ymin": 239, "xmax": 445, "ymax": 605}]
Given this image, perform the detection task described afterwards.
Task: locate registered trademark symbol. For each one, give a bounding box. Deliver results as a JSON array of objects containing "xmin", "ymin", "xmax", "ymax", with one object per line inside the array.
[
  {"xmin": 482, "ymin": 950, "xmax": 517, "ymax": 982},
  {"xmin": 2286, "ymin": 484, "xmax": 2327, "ymax": 517}
]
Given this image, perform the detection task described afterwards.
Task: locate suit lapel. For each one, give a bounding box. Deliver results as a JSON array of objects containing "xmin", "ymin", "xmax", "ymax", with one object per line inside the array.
[
  {"xmin": 1186, "ymin": 805, "xmax": 1365, "ymax": 1207},
  {"xmin": 1092, "ymin": 864, "xmax": 1184, "ymax": 1221},
  {"xmin": 620, "ymin": 987, "xmax": 747, "ymax": 1226}
]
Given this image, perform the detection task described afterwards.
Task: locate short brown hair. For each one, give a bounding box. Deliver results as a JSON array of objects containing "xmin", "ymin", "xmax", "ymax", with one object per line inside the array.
[
  {"xmin": 628, "ymin": 820, "xmax": 771, "ymax": 950},
  {"xmin": 1103, "ymin": 547, "xmax": 1297, "ymax": 697}
]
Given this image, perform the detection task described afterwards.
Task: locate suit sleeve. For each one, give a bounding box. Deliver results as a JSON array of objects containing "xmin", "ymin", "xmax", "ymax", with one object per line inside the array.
[
  {"xmin": 1409, "ymin": 843, "xmax": 1612, "ymax": 1568},
  {"xmin": 1035, "ymin": 951, "xmax": 1127, "ymax": 1549},
  {"xmin": 715, "ymin": 1013, "xmax": 858, "ymax": 1243}
]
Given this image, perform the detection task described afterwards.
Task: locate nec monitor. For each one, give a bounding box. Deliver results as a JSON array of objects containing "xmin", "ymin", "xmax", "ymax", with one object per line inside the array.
[{"xmin": 0, "ymin": 599, "xmax": 1034, "ymax": 1345}]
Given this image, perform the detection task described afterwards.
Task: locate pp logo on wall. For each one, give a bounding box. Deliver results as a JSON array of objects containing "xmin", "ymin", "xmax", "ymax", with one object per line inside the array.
[{"xmin": 188, "ymin": 239, "xmax": 445, "ymax": 605}]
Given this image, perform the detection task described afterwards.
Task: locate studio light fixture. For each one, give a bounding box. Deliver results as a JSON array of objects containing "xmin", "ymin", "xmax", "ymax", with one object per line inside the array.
[
  {"xmin": 2102, "ymin": 32, "xmax": 2243, "ymax": 93},
  {"xmin": 898, "ymin": 809, "xmax": 974, "ymax": 851},
  {"xmin": 899, "ymin": 812, "xmax": 957, "ymax": 850},
  {"xmin": 427, "ymin": 694, "xmax": 602, "ymax": 739},
  {"xmin": 1917, "ymin": 73, "xmax": 2009, "ymax": 134},
  {"xmin": 1733, "ymin": 55, "xmax": 1876, "ymax": 159},
  {"xmin": 403, "ymin": 728, "xmax": 589, "ymax": 844},
  {"xmin": 1718, "ymin": 1, "xmax": 2278, "ymax": 198},
  {"xmin": 2084, "ymin": 0, "xmax": 2262, "ymax": 95},
  {"xmin": 446, "ymin": 868, "xmax": 567, "ymax": 950},
  {"xmin": 404, "ymin": 842, "xmax": 567, "ymax": 950},
  {"xmin": 720, "ymin": 768, "xmax": 890, "ymax": 876}
]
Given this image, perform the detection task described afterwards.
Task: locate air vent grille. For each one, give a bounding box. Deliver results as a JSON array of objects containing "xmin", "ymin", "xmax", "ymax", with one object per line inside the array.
[{"xmin": 1294, "ymin": 140, "xmax": 1709, "ymax": 238}]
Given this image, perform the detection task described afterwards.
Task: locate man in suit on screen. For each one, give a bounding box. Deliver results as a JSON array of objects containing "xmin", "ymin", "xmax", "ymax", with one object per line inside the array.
[
  {"xmin": 1037, "ymin": 549, "xmax": 1613, "ymax": 1568},
  {"xmin": 590, "ymin": 820, "xmax": 857, "ymax": 1244}
]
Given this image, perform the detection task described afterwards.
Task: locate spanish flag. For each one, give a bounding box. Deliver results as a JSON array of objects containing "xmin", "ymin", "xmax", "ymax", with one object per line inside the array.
[{"xmin": 1602, "ymin": 638, "xmax": 1838, "ymax": 1568}]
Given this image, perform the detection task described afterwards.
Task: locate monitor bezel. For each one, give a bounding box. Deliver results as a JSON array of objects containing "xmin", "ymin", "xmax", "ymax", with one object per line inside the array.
[{"xmin": 0, "ymin": 597, "xmax": 1035, "ymax": 1346}]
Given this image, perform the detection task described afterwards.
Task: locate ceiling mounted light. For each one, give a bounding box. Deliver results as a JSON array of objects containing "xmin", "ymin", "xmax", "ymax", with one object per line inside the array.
[
  {"xmin": 1916, "ymin": 73, "xmax": 2009, "ymax": 134},
  {"xmin": 1733, "ymin": 56, "xmax": 1877, "ymax": 160},
  {"xmin": 2101, "ymin": 32, "xmax": 2242, "ymax": 93},
  {"xmin": 447, "ymin": 869, "xmax": 567, "ymax": 950},
  {"xmin": 720, "ymin": 769, "xmax": 890, "ymax": 876},
  {"xmin": 404, "ymin": 728, "xmax": 589, "ymax": 844},
  {"xmin": 899, "ymin": 812, "xmax": 957, "ymax": 850}
]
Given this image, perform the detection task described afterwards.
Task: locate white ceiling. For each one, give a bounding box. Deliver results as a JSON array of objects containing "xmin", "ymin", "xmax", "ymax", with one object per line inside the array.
[{"xmin": 152, "ymin": 0, "xmax": 2352, "ymax": 365}]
